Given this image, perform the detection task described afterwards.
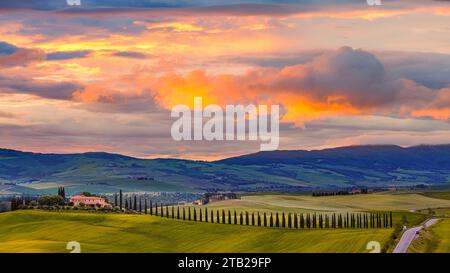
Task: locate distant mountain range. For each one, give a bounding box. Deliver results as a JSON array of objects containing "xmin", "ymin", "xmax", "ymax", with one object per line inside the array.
[{"xmin": 1, "ymin": 145, "xmax": 449, "ymax": 195}]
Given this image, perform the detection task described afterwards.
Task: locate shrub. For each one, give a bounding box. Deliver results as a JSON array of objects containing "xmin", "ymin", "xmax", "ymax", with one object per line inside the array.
[{"xmin": 38, "ymin": 195, "xmax": 64, "ymax": 206}]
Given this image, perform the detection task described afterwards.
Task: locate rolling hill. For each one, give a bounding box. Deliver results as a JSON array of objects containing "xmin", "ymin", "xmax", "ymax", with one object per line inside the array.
[{"xmin": 1, "ymin": 145, "xmax": 450, "ymax": 194}]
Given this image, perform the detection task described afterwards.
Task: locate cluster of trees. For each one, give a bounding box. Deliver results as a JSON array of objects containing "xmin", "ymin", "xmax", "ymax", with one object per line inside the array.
[
  {"xmin": 57, "ymin": 187, "xmax": 66, "ymax": 199},
  {"xmin": 10, "ymin": 197, "xmax": 24, "ymax": 211},
  {"xmin": 10, "ymin": 194, "xmax": 64, "ymax": 210},
  {"xmin": 37, "ymin": 195, "xmax": 64, "ymax": 206},
  {"xmin": 312, "ymin": 189, "xmax": 368, "ymax": 197}
]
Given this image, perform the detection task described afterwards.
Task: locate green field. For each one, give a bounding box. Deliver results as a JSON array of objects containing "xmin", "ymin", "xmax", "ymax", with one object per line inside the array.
[
  {"xmin": 207, "ymin": 192, "xmax": 450, "ymax": 213},
  {"xmin": 432, "ymin": 219, "xmax": 450, "ymax": 252},
  {"xmin": 1, "ymin": 191, "xmax": 450, "ymax": 253},
  {"xmin": 0, "ymin": 210, "xmax": 393, "ymax": 253}
]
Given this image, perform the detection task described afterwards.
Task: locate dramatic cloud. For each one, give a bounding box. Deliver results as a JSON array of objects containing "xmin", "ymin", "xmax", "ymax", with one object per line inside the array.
[
  {"xmin": 0, "ymin": 42, "xmax": 17, "ymax": 55},
  {"xmin": 47, "ymin": 50, "xmax": 91, "ymax": 60},
  {"xmin": 141, "ymin": 47, "xmax": 448, "ymax": 125},
  {"xmin": 0, "ymin": 41, "xmax": 45, "ymax": 67},
  {"xmin": 112, "ymin": 51, "xmax": 147, "ymax": 59},
  {"xmin": 0, "ymin": 75, "xmax": 82, "ymax": 100}
]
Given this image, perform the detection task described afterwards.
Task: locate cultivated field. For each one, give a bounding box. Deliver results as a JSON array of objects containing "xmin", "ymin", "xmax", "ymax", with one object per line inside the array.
[{"xmin": 234, "ymin": 192, "xmax": 450, "ymax": 212}]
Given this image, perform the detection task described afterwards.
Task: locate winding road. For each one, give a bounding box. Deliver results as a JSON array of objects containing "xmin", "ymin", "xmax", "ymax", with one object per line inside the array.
[{"xmin": 393, "ymin": 218, "xmax": 439, "ymax": 253}]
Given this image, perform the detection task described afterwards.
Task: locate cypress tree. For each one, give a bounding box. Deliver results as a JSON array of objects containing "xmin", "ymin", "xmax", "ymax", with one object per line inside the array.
[
  {"xmin": 199, "ymin": 207, "xmax": 203, "ymax": 222},
  {"xmin": 188, "ymin": 207, "xmax": 191, "ymax": 221},
  {"xmin": 211, "ymin": 210, "xmax": 214, "ymax": 223},
  {"xmin": 325, "ymin": 214, "xmax": 329, "ymax": 228},
  {"xmin": 246, "ymin": 211, "xmax": 249, "ymax": 226},
  {"xmin": 134, "ymin": 196, "xmax": 137, "ymax": 211},
  {"xmin": 288, "ymin": 213, "xmax": 292, "ymax": 229},
  {"xmin": 275, "ymin": 212, "xmax": 280, "ymax": 228},
  {"xmin": 251, "ymin": 212, "xmax": 255, "ymax": 226},
  {"xmin": 300, "ymin": 213, "xmax": 304, "ymax": 229},
  {"xmin": 389, "ymin": 212, "xmax": 393, "ymax": 228},
  {"xmin": 166, "ymin": 205, "xmax": 169, "ymax": 218},
  {"xmin": 319, "ymin": 214, "xmax": 323, "ymax": 229},
  {"xmin": 294, "ymin": 213, "xmax": 298, "ymax": 229},
  {"xmin": 269, "ymin": 213, "xmax": 273, "ymax": 227},
  {"xmin": 234, "ymin": 211, "xmax": 237, "ymax": 224},
  {"xmin": 114, "ymin": 193, "xmax": 118, "ymax": 207},
  {"xmin": 177, "ymin": 206, "xmax": 180, "ymax": 219},
  {"xmin": 194, "ymin": 207, "xmax": 197, "ymax": 221},
  {"xmin": 161, "ymin": 203, "xmax": 164, "ymax": 217},
  {"xmin": 183, "ymin": 207, "xmax": 185, "ymax": 220},
  {"xmin": 222, "ymin": 210, "xmax": 226, "ymax": 224},
  {"xmin": 155, "ymin": 202, "xmax": 158, "ymax": 215},
  {"xmin": 282, "ymin": 212, "xmax": 286, "ymax": 228},
  {"xmin": 205, "ymin": 208, "xmax": 208, "ymax": 222},
  {"xmin": 119, "ymin": 190, "xmax": 123, "ymax": 210},
  {"xmin": 217, "ymin": 210, "xmax": 220, "ymax": 223},
  {"xmin": 258, "ymin": 213, "xmax": 261, "ymax": 227},
  {"xmin": 139, "ymin": 198, "xmax": 142, "ymax": 213},
  {"xmin": 263, "ymin": 212, "xmax": 267, "ymax": 227},
  {"xmin": 228, "ymin": 210, "xmax": 232, "ymax": 224},
  {"xmin": 144, "ymin": 199, "xmax": 147, "ymax": 214},
  {"xmin": 240, "ymin": 212, "xmax": 244, "ymax": 225},
  {"xmin": 172, "ymin": 206, "xmax": 175, "ymax": 219},
  {"xmin": 150, "ymin": 200, "xmax": 153, "ymax": 215}
]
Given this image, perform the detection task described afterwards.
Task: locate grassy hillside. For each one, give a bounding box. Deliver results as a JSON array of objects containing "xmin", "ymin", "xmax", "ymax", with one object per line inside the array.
[
  {"xmin": 432, "ymin": 219, "xmax": 450, "ymax": 253},
  {"xmin": 408, "ymin": 219, "xmax": 450, "ymax": 253},
  {"xmin": 0, "ymin": 210, "xmax": 393, "ymax": 253}
]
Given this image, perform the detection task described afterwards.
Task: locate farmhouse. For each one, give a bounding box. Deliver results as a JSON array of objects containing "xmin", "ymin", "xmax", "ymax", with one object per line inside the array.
[{"xmin": 70, "ymin": 195, "xmax": 111, "ymax": 208}]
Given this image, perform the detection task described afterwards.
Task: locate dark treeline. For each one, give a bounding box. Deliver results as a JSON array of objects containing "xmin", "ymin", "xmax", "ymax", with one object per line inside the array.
[{"xmin": 312, "ymin": 189, "xmax": 368, "ymax": 197}]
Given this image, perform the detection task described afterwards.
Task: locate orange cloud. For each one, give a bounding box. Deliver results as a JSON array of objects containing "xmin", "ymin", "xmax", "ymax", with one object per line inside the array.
[{"xmin": 411, "ymin": 88, "xmax": 450, "ymax": 121}]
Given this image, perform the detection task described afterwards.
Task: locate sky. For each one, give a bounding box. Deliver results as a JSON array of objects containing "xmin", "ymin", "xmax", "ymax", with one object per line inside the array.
[{"xmin": 0, "ymin": 0, "xmax": 450, "ymax": 160}]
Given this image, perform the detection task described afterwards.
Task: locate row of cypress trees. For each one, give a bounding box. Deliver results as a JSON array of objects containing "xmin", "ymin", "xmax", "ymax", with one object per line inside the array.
[
  {"xmin": 149, "ymin": 206, "xmax": 393, "ymax": 229},
  {"xmin": 113, "ymin": 192, "xmax": 393, "ymax": 229}
]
